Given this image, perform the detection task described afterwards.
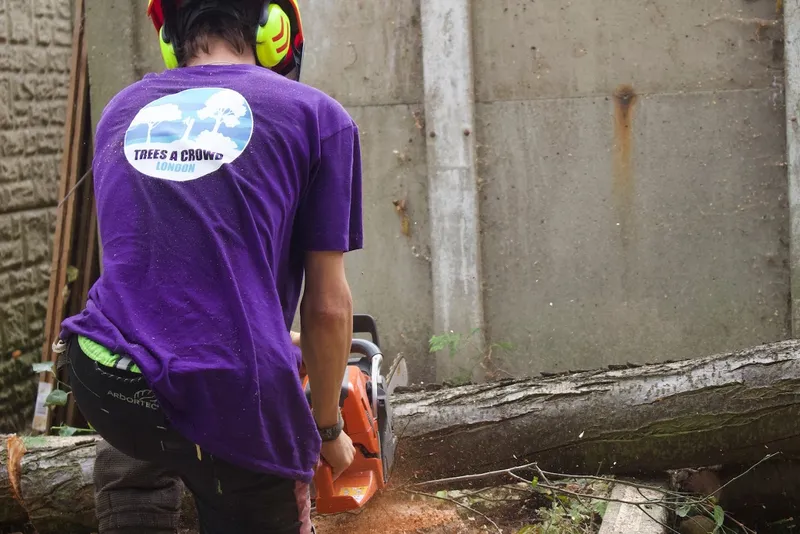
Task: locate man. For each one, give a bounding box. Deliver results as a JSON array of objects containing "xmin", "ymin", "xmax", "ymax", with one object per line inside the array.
[{"xmin": 58, "ymin": 0, "xmax": 362, "ymax": 532}]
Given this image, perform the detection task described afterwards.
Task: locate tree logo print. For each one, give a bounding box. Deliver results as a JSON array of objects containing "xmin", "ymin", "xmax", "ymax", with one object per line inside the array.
[{"xmin": 123, "ymin": 87, "xmax": 254, "ymax": 182}]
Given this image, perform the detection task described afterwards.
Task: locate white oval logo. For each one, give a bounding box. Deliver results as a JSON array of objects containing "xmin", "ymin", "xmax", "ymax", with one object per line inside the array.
[{"xmin": 124, "ymin": 87, "xmax": 254, "ymax": 182}]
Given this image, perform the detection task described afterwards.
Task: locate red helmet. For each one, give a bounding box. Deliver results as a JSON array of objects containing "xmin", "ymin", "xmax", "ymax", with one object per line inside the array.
[{"xmin": 146, "ymin": 0, "xmax": 304, "ymax": 79}]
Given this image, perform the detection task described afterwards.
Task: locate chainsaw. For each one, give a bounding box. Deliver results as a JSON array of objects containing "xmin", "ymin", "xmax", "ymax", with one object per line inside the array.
[{"xmin": 301, "ymin": 314, "xmax": 408, "ymax": 514}]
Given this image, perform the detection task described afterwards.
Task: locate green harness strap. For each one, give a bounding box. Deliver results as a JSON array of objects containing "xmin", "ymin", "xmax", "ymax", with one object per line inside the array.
[{"xmin": 77, "ymin": 336, "xmax": 142, "ymax": 374}]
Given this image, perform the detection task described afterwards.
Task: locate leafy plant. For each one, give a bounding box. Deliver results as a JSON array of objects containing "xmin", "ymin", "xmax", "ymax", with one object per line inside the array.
[
  {"xmin": 429, "ymin": 328, "xmax": 514, "ymax": 384},
  {"xmin": 518, "ymin": 497, "xmax": 603, "ymax": 534},
  {"xmin": 429, "ymin": 330, "xmax": 466, "ymax": 357},
  {"xmin": 31, "ymin": 361, "xmax": 95, "ymax": 436},
  {"xmin": 51, "ymin": 425, "xmax": 95, "ymax": 437},
  {"xmin": 32, "ymin": 361, "xmax": 71, "ymax": 407}
]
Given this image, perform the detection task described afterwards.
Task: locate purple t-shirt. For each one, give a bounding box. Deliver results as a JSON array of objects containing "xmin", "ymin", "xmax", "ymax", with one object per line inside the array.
[{"xmin": 60, "ymin": 64, "xmax": 363, "ymax": 483}]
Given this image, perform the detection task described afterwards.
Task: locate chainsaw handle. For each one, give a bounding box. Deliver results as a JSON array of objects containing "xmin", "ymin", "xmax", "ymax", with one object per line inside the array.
[
  {"xmin": 350, "ymin": 339, "xmax": 383, "ymax": 420},
  {"xmin": 350, "ymin": 338, "xmax": 381, "ymax": 361},
  {"xmin": 353, "ymin": 314, "xmax": 380, "ymax": 346},
  {"xmin": 315, "ymin": 461, "xmax": 336, "ymax": 496}
]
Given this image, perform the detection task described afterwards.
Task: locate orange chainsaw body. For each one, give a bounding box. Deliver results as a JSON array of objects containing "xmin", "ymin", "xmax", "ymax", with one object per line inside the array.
[{"xmin": 302, "ymin": 365, "xmax": 386, "ymax": 514}]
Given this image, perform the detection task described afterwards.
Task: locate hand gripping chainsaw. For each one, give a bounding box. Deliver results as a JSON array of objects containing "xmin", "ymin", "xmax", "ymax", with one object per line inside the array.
[{"xmin": 301, "ymin": 314, "xmax": 408, "ymax": 514}]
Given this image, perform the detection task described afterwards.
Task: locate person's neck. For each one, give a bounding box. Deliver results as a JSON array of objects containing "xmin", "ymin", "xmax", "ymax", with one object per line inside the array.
[{"xmin": 186, "ymin": 38, "xmax": 256, "ymax": 67}]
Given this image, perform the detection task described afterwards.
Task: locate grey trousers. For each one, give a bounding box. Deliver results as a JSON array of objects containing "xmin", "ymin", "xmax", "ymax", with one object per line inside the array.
[{"xmin": 94, "ymin": 440, "xmax": 185, "ymax": 533}]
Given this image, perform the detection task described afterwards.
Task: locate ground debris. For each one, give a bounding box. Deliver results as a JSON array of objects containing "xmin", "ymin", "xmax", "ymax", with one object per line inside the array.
[{"xmin": 311, "ymin": 479, "xmax": 610, "ymax": 534}]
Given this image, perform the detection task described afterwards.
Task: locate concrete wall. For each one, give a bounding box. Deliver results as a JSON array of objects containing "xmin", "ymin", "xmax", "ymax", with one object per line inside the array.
[
  {"xmin": 301, "ymin": 0, "xmax": 789, "ymax": 380},
  {"xmin": 72, "ymin": 0, "xmax": 790, "ymax": 385},
  {"xmin": 300, "ymin": 0, "xmax": 435, "ymax": 381},
  {"xmin": 474, "ymin": 0, "xmax": 789, "ymax": 376},
  {"xmin": 0, "ymin": 0, "xmax": 74, "ymax": 431}
]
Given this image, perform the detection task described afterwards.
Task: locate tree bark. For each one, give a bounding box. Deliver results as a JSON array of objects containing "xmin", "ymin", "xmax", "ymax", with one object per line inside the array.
[
  {"xmin": 4, "ymin": 340, "xmax": 800, "ymax": 531},
  {"xmin": 390, "ymin": 339, "xmax": 800, "ymax": 482},
  {"xmin": 1, "ymin": 435, "xmax": 96, "ymax": 533}
]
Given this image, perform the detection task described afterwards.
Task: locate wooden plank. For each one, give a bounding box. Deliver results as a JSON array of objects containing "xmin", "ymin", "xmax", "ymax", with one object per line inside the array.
[
  {"xmin": 40, "ymin": 0, "xmax": 83, "ymax": 372},
  {"xmin": 63, "ymin": 124, "xmax": 94, "ymax": 429},
  {"xmin": 50, "ymin": 46, "xmax": 90, "ymax": 430},
  {"xmin": 35, "ymin": 0, "xmax": 88, "ymax": 433},
  {"xmin": 51, "ymin": 5, "xmax": 90, "ymax": 367}
]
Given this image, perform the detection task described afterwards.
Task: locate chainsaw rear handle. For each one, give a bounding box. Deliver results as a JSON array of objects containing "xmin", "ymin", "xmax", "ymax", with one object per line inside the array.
[
  {"xmin": 315, "ymin": 461, "xmax": 336, "ymax": 498},
  {"xmin": 350, "ymin": 338, "xmax": 383, "ymax": 424},
  {"xmin": 352, "ymin": 314, "xmax": 380, "ymax": 346},
  {"xmin": 350, "ymin": 315, "xmax": 384, "ymax": 420}
]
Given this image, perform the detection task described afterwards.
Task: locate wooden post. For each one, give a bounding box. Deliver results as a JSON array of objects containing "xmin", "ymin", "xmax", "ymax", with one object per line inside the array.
[{"xmin": 36, "ymin": 0, "xmax": 89, "ymax": 433}]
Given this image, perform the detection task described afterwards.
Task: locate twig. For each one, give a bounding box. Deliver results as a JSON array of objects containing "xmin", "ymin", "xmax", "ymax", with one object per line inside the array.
[
  {"xmin": 58, "ymin": 168, "xmax": 92, "ymax": 208},
  {"xmin": 404, "ymin": 489, "xmax": 503, "ymax": 533},
  {"xmin": 411, "ymin": 462, "xmax": 538, "ymax": 488},
  {"xmin": 634, "ymin": 501, "xmax": 682, "ymax": 534},
  {"xmin": 538, "ymin": 469, "xmax": 677, "ymax": 495},
  {"xmin": 705, "ymin": 452, "xmax": 780, "ymax": 499},
  {"xmin": 506, "ymin": 472, "xmax": 657, "ymax": 508},
  {"xmin": 411, "ymin": 454, "xmax": 778, "ymax": 534}
]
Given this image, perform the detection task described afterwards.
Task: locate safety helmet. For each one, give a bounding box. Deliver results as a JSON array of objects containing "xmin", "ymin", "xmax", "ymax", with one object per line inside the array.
[{"xmin": 146, "ymin": 0, "xmax": 304, "ymax": 80}]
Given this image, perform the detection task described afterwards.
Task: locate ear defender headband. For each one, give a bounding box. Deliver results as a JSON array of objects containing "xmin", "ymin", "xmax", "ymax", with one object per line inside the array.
[{"xmin": 147, "ymin": 0, "xmax": 304, "ymax": 80}]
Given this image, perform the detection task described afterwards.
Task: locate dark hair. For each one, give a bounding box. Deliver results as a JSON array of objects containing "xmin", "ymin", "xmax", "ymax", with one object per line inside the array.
[{"xmin": 177, "ymin": 2, "xmax": 261, "ymax": 65}]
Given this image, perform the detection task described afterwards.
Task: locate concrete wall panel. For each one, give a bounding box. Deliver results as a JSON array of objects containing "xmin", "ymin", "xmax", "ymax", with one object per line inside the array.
[
  {"xmin": 344, "ymin": 104, "xmax": 434, "ymax": 382},
  {"xmin": 477, "ymin": 87, "xmax": 789, "ymax": 375},
  {"xmin": 300, "ymin": 0, "xmax": 423, "ymax": 106},
  {"xmin": 473, "ymin": 0, "xmax": 782, "ymax": 102},
  {"xmin": 86, "ymin": 1, "xmax": 164, "ymax": 134}
]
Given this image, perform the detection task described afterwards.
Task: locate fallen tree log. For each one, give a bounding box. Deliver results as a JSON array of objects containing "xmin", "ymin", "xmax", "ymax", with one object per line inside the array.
[
  {"xmin": 393, "ymin": 339, "xmax": 800, "ymax": 481},
  {"xmin": 1, "ymin": 435, "xmax": 96, "ymax": 533},
  {"xmin": 0, "ymin": 435, "xmax": 197, "ymax": 534},
  {"xmin": 4, "ymin": 339, "xmax": 800, "ymax": 532}
]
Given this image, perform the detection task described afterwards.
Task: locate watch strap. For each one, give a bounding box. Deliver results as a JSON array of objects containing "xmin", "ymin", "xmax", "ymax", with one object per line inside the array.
[{"xmin": 317, "ymin": 413, "xmax": 343, "ymax": 442}]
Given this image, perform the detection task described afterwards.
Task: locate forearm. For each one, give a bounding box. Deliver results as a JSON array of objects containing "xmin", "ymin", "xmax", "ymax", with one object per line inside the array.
[{"xmin": 300, "ymin": 292, "xmax": 353, "ymax": 428}]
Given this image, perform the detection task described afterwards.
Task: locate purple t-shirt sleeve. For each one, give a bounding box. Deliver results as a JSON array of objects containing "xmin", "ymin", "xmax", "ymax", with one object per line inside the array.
[{"xmin": 296, "ymin": 124, "xmax": 364, "ymax": 252}]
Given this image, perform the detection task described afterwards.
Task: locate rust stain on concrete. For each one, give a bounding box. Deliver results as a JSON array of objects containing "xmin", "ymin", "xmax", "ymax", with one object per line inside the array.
[{"xmin": 612, "ymin": 84, "xmax": 638, "ymax": 251}]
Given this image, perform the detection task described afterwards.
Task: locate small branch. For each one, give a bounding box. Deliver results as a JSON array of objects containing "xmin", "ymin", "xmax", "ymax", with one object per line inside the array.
[
  {"xmin": 540, "ymin": 469, "xmax": 687, "ymax": 500},
  {"xmin": 411, "ymin": 462, "xmax": 539, "ymax": 488},
  {"xmin": 507, "ymin": 472, "xmax": 656, "ymax": 508},
  {"xmin": 634, "ymin": 502, "xmax": 681, "ymax": 534},
  {"xmin": 403, "ymin": 489, "xmax": 503, "ymax": 533},
  {"xmin": 705, "ymin": 452, "xmax": 780, "ymax": 500},
  {"xmin": 410, "ymin": 455, "xmax": 776, "ymax": 534}
]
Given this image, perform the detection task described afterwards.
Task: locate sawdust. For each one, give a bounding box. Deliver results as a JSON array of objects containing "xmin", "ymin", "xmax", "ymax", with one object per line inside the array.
[{"xmin": 313, "ymin": 490, "xmax": 480, "ymax": 534}]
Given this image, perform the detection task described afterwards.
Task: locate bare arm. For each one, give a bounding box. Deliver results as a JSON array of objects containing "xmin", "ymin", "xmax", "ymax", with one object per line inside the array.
[
  {"xmin": 294, "ymin": 119, "xmax": 362, "ymax": 477},
  {"xmin": 300, "ymin": 251, "xmax": 353, "ymax": 428}
]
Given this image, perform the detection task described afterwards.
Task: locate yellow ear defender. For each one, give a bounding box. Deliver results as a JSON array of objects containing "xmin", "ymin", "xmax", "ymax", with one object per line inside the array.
[
  {"xmin": 159, "ymin": 25, "xmax": 180, "ymax": 70},
  {"xmin": 154, "ymin": 1, "xmax": 294, "ymax": 72},
  {"xmin": 255, "ymin": 3, "xmax": 291, "ymax": 69}
]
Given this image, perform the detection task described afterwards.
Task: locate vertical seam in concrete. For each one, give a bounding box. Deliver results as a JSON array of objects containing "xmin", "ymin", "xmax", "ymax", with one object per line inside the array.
[
  {"xmin": 130, "ymin": 6, "xmax": 146, "ymax": 82},
  {"xmin": 786, "ymin": 1, "xmax": 800, "ymax": 335},
  {"xmin": 421, "ymin": 0, "xmax": 486, "ymax": 380}
]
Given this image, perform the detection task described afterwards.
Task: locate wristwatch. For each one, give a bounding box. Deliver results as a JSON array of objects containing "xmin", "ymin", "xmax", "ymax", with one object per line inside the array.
[{"xmin": 317, "ymin": 413, "xmax": 344, "ymax": 442}]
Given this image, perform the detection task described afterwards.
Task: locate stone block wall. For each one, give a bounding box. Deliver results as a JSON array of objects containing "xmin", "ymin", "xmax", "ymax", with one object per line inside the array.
[{"xmin": 0, "ymin": 0, "xmax": 73, "ymax": 431}]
